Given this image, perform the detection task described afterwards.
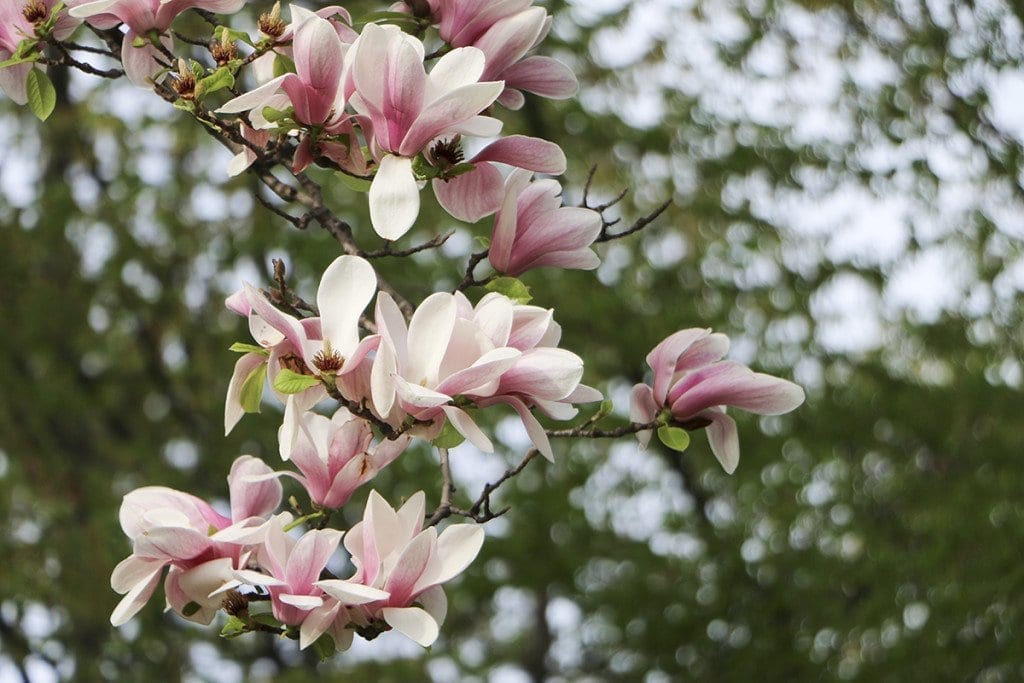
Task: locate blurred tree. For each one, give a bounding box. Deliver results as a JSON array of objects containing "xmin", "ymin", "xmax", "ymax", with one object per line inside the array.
[{"xmin": 1, "ymin": 0, "xmax": 1022, "ymax": 681}]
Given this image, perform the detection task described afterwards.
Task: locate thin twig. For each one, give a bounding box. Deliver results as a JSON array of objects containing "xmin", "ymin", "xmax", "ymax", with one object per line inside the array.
[
  {"xmin": 455, "ymin": 249, "xmax": 491, "ymax": 291},
  {"xmin": 364, "ymin": 230, "xmax": 455, "ymax": 259},
  {"xmin": 426, "ymin": 448, "xmax": 457, "ymax": 526},
  {"xmin": 595, "ymin": 199, "xmax": 673, "ymax": 243}
]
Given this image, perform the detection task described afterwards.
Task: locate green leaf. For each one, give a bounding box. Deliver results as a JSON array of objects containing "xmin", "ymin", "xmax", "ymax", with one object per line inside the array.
[
  {"xmin": 229, "ymin": 342, "xmax": 269, "ymax": 355},
  {"xmin": 0, "ymin": 50, "xmax": 39, "ymax": 69},
  {"xmin": 486, "ymin": 276, "xmax": 532, "ymax": 304},
  {"xmin": 239, "ymin": 363, "xmax": 267, "ymax": 413},
  {"xmin": 251, "ymin": 613, "xmax": 282, "ymax": 628},
  {"xmin": 273, "ymin": 54, "xmax": 296, "ymax": 77},
  {"xmin": 272, "ymin": 368, "xmax": 321, "ymax": 394},
  {"xmin": 220, "ymin": 615, "xmax": 247, "ymax": 638},
  {"xmin": 181, "ymin": 601, "xmax": 201, "ymax": 617},
  {"xmin": 25, "ymin": 69, "xmax": 56, "ymax": 121},
  {"xmin": 337, "ymin": 172, "xmax": 372, "ymax": 193},
  {"xmin": 657, "ymin": 426, "xmax": 690, "ymax": 452},
  {"xmin": 312, "ymin": 634, "xmax": 337, "ymax": 661},
  {"xmin": 432, "ymin": 419, "xmax": 466, "ymax": 449},
  {"xmin": 196, "ymin": 67, "xmax": 235, "ymax": 98},
  {"xmin": 213, "ymin": 25, "xmax": 255, "ymax": 47},
  {"xmin": 261, "ymin": 105, "xmax": 292, "ymax": 123}
]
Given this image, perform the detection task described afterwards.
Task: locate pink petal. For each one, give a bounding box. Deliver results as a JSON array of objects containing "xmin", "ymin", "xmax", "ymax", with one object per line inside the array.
[
  {"xmin": 0, "ymin": 62, "xmax": 32, "ymax": 106},
  {"xmin": 645, "ymin": 328, "xmax": 711, "ymax": 405},
  {"xmin": 285, "ymin": 529, "xmax": 343, "ymax": 592},
  {"xmin": 475, "ymin": 7, "xmax": 547, "ymax": 80},
  {"xmin": 472, "ymin": 135, "xmax": 566, "ymax": 174},
  {"xmin": 441, "ymin": 405, "xmax": 494, "ymax": 452},
  {"xmin": 384, "ymin": 529, "xmax": 435, "ymax": 606},
  {"xmin": 497, "ymin": 348, "xmax": 583, "ymax": 401},
  {"xmin": 398, "ymin": 81, "xmax": 504, "ymax": 156},
  {"xmin": 436, "ymin": 347, "xmax": 521, "ymax": 397},
  {"xmin": 703, "ymin": 408, "xmax": 740, "ymax": 474},
  {"xmin": 432, "ymin": 163, "xmax": 505, "ymax": 223},
  {"xmin": 228, "ymin": 455, "xmax": 282, "ymax": 521},
  {"xmin": 120, "ymin": 31, "xmax": 171, "ymax": 88},
  {"xmin": 315, "ymin": 580, "xmax": 390, "ymax": 604},
  {"xmin": 502, "ymin": 55, "xmax": 578, "ymax": 100}
]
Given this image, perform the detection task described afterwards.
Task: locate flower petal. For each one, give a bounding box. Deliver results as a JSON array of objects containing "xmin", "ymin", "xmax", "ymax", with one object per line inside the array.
[
  {"xmin": 381, "ymin": 606, "xmax": 439, "ymax": 647},
  {"xmin": 369, "ymin": 155, "xmax": 420, "ymax": 240},
  {"xmin": 318, "ymin": 255, "xmax": 377, "ymax": 358}
]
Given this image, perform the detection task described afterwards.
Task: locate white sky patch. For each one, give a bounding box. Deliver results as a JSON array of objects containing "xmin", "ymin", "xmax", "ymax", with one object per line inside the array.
[
  {"xmin": 810, "ymin": 273, "xmax": 884, "ymax": 353},
  {"xmin": 883, "ymin": 244, "xmax": 974, "ymax": 323}
]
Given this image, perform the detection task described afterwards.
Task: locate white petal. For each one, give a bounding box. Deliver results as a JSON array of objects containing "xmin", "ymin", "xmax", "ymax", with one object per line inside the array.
[
  {"xmin": 381, "ymin": 606, "xmax": 439, "ymax": 647},
  {"xmin": 369, "ymin": 155, "xmax": 420, "ymax": 240},
  {"xmin": 315, "ymin": 580, "xmax": 390, "ymax": 605},
  {"xmin": 318, "ymin": 255, "xmax": 377, "ymax": 358}
]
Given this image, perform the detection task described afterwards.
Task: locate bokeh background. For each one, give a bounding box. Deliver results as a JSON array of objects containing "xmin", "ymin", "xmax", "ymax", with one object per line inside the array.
[{"xmin": 2, "ymin": 0, "xmax": 1024, "ymax": 680}]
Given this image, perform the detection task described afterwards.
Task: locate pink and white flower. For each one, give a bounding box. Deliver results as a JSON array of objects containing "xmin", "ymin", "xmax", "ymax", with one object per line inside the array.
[
  {"xmin": 269, "ymin": 407, "xmax": 412, "ymax": 509},
  {"xmin": 318, "ymin": 490, "xmax": 484, "ymax": 647},
  {"xmin": 0, "ymin": 0, "xmax": 81, "ymax": 104},
  {"xmin": 630, "ymin": 329, "xmax": 805, "ymax": 473},
  {"xmin": 110, "ymin": 455, "xmax": 283, "ymax": 625},
  {"xmin": 488, "ymin": 168, "xmax": 602, "ymax": 275},
  {"xmin": 346, "ymin": 22, "xmax": 504, "ymax": 239},
  {"xmin": 69, "ymin": 0, "xmax": 245, "ymax": 87}
]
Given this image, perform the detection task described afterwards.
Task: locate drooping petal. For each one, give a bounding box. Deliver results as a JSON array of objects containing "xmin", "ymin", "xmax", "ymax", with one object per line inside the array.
[
  {"xmin": 217, "ymin": 74, "xmax": 290, "ymax": 114},
  {"xmin": 432, "ymin": 163, "xmax": 505, "ymax": 223},
  {"xmin": 111, "ymin": 555, "xmax": 165, "ymax": 593},
  {"xmin": 0, "ymin": 63, "xmax": 32, "ymax": 106},
  {"xmin": 381, "ymin": 606, "xmax": 439, "ymax": 647},
  {"xmin": 369, "ymin": 154, "xmax": 420, "ymax": 240},
  {"xmin": 629, "ymin": 384, "xmax": 658, "ymax": 448},
  {"xmin": 110, "ymin": 565, "xmax": 163, "ymax": 626},
  {"xmin": 703, "ymin": 409, "xmax": 740, "ymax": 474},
  {"xmin": 441, "ymin": 406, "xmax": 494, "ymax": 453},
  {"xmin": 497, "ymin": 347, "xmax": 584, "ymax": 401},
  {"xmin": 502, "ymin": 55, "xmax": 578, "ymax": 100},
  {"xmin": 315, "ymin": 580, "xmax": 390, "ymax": 605},
  {"xmin": 120, "ymin": 31, "xmax": 172, "ymax": 88},
  {"xmin": 224, "ymin": 352, "xmax": 266, "ymax": 435}
]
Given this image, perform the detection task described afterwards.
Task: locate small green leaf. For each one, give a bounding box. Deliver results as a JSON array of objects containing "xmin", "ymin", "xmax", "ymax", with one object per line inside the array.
[
  {"xmin": 312, "ymin": 633, "xmax": 337, "ymax": 661},
  {"xmin": 432, "ymin": 419, "xmax": 466, "ymax": 449},
  {"xmin": 239, "ymin": 363, "xmax": 267, "ymax": 413},
  {"xmin": 25, "ymin": 69, "xmax": 56, "ymax": 121},
  {"xmin": 593, "ymin": 399, "xmax": 614, "ymax": 422},
  {"xmin": 0, "ymin": 51, "xmax": 39, "ymax": 69},
  {"xmin": 220, "ymin": 615, "xmax": 247, "ymax": 638},
  {"xmin": 229, "ymin": 342, "xmax": 269, "ymax": 355},
  {"xmin": 261, "ymin": 105, "xmax": 292, "ymax": 123},
  {"xmin": 273, "ymin": 54, "xmax": 296, "ymax": 77},
  {"xmin": 182, "ymin": 601, "xmax": 201, "ymax": 617},
  {"xmin": 251, "ymin": 613, "xmax": 282, "ymax": 628},
  {"xmin": 657, "ymin": 426, "xmax": 690, "ymax": 452},
  {"xmin": 213, "ymin": 25, "xmax": 255, "ymax": 47},
  {"xmin": 273, "ymin": 368, "xmax": 321, "ymax": 394},
  {"xmin": 132, "ymin": 35, "xmax": 147, "ymax": 48},
  {"xmin": 485, "ymin": 276, "xmax": 532, "ymax": 304},
  {"xmin": 337, "ymin": 172, "xmax": 372, "ymax": 193},
  {"xmin": 196, "ymin": 67, "xmax": 235, "ymax": 98}
]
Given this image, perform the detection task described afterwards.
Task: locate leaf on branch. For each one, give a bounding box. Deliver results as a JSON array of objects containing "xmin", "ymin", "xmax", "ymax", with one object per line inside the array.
[
  {"xmin": 486, "ymin": 277, "xmax": 532, "ymax": 304},
  {"xmin": 197, "ymin": 67, "xmax": 235, "ymax": 98},
  {"xmin": 25, "ymin": 69, "xmax": 56, "ymax": 121},
  {"xmin": 312, "ymin": 634, "xmax": 337, "ymax": 661},
  {"xmin": 229, "ymin": 342, "xmax": 269, "ymax": 356},
  {"xmin": 213, "ymin": 25, "xmax": 255, "ymax": 48},
  {"xmin": 432, "ymin": 419, "xmax": 466, "ymax": 449},
  {"xmin": 220, "ymin": 615, "xmax": 247, "ymax": 638},
  {"xmin": 657, "ymin": 425, "xmax": 690, "ymax": 452},
  {"xmin": 273, "ymin": 54, "xmax": 296, "ymax": 77},
  {"xmin": 273, "ymin": 368, "xmax": 321, "ymax": 394},
  {"xmin": 239, "ymin": 363, "xmax": 267, "ymax": 413}
]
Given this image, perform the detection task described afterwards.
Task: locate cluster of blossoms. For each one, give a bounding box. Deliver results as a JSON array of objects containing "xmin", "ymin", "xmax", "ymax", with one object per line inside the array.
[{"xmin": 2, "ymin": 0, "xmax": 805, "ymax": 660}]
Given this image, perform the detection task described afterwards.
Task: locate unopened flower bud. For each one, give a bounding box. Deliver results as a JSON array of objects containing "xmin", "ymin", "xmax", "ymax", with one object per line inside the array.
[
  {"xmin": 258, "ymin": 1, "xmax": 286, "ymax": 38},
  {"xmin": 211, "ymin": 31, "xmax": 237, "ymax": 66},
  {"xmin": 172, "ymin": 58, "xmax": 196, "ymax": 100}
]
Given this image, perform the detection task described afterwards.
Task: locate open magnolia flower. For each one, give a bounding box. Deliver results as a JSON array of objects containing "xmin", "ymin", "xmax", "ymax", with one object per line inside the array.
[
  {"xmin": 318, "ymin": 490, "xmax": 485, "ymax": 647},
  {"xmin": 0, "ymin": 0, "xmax": 81, "ymax": 104},
  {"xmin": 110, "ymin": 456, "xmax": 282, "ymax": 626},
  {"xmin": 630, "ymin": 328, "xmax": 805, "ymax": 473},
  {"xmin": 346, "ymin": 22, "xmax": 504, "ymax": 239}
]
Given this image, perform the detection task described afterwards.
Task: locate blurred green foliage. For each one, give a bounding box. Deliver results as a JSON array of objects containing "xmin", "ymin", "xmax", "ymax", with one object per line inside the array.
[{"xmin": 2, "ymin": 0, "xmax": 1023, "ymax": 681}]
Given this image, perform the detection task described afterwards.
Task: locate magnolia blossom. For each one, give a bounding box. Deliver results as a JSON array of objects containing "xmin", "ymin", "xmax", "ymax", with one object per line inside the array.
[
  {"xmin": 268, "ymin": 407, "xmax": 412, "ymax": 509},
  {"xmin": 110, "ymin": 455, "xmax": 282, "ymax": 625},
  {"xmin": 346, "ymin": 22, "xmax": 504, "ymax": 239},
  {"xmin": 218, "ymin": 5, "xmax": 362, "ymax": 173},
  {"xmin": 488, "ymin": 168, "xmax": 602, "ymax": 275},
  {"xmin": 69, "ymin": 0, "xmax": 245, "ymax": 86},
  {"xmin": 427, "ymin": 0, "xmax": 577, "ymax": 109},
  {"xmin": 431, "ymin": 135, "xmax": 566, "ymax": 223},
  {"xmin": 318, "ymin": 490, "xmax": 484, "ymax": 647},
  {"xmin": 630, "ymin": 329, "xmax": 805, "ymax": 473},
  {"xmin": 371, "ymin": 289, "xmax": 600, "ymax": 459},
  {"xmin": 0, "ymin": 0, "xmax": 81, "ymax": 104},
  {"xmin": 224, "ymin": 255, "xmax": 380, "ymax": 459},
  {"xmin": 231, "ymin": 518, "xmax": 387, "ymax": 645}
]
